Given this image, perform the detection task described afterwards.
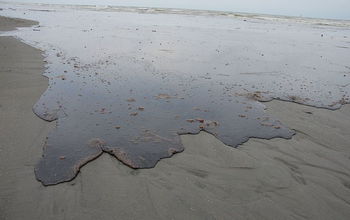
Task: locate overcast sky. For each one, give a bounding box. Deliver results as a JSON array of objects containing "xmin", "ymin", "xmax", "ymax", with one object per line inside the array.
[{"xmin": 10, "ymin": 0, "xmax": 350, "ymax": 19}]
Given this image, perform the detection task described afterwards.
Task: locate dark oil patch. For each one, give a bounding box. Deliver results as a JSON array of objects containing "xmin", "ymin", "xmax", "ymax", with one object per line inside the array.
[{"xmin": 33, "ymin": 56, "xmax": 295, "ymax": 185}]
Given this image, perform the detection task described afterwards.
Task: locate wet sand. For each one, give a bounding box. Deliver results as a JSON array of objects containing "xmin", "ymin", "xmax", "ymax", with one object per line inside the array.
[
  {"xmin": 1, "ymin": 14, "xmax": 350, "ymax": 220},
  {"xmin": 2, "ymin": 3, "xmax": 350, "ymax": 185}
]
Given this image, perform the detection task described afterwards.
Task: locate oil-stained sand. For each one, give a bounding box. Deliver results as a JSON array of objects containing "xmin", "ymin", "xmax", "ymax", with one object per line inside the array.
[{"xmin": 1, "ymin": 3, "xmax": 349, "ymax": 185}]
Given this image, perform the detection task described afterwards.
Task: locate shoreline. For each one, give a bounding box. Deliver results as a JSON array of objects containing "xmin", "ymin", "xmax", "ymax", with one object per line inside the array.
[
  {"xmin": 0, "ymin": 14, "xmax": 350, "ymax": 220},
  {"xmin": 1, "ymin": 1, "xmax": 350, "ymax": 26}
]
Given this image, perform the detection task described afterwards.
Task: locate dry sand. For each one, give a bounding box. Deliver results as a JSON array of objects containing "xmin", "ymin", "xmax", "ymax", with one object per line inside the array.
[{"xmin": 1, "ymin": 16, "xmax": 350, "ymax": 220}]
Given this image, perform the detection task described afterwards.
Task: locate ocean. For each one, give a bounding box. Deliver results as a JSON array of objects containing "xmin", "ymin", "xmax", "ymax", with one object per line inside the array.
[{"xmin": 6, "ymin": 0, "xmax": 350, "ymax": 20}]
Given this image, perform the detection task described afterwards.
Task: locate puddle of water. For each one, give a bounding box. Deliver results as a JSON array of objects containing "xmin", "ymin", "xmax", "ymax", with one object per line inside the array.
[{"xmin": 1, "ymin": 4, "xmax": 349, "ymax": 185}]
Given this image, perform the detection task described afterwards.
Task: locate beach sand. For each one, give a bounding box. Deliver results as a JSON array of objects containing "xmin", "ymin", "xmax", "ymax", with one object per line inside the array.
[{"xmin": 1, "ymin": 15, "xmax": 350, "ymax": 220}]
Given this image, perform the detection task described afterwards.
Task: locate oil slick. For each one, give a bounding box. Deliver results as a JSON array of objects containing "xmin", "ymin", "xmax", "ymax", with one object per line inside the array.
[
  {"xmin": 33, "ymin": 55, "xmax": 294, "ymax": 185},
  {"xmin": 0, "ymin": 3, "xmax": 349, "ymax": 185}
]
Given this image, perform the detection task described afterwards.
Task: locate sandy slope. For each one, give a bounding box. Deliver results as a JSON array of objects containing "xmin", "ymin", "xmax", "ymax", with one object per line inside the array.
[{"xmin": 0, "ymin": 16, "xmax": 350, "ymax": 220}]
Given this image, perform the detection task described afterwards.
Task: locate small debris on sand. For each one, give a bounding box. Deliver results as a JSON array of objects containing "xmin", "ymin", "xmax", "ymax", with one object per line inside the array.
[
  {"xmin": 246, "ymin": 91, "xmax": 263, "ymax": 100},
  {"xmin": 155, "ymin": 93, "xmax": 173, "ymax": 99},
  {"xmin": 87, "ymin": 138, "xmax": 106, "ymax": 148},
  {"xmin": 289, "ymin": 95, "xmax": 298, "ymax": 101},
  {"xmin": 56, "ymin": 75, "xmax": 66, "ymax": 80},
  {"xmin": 195, "ymin": 118, "xmax": 205, "ymax": 123},
  {"xmin": 167, "ymin": 148, "xmax": 177, "ymax": 155},
  {"xmin": 126, "ymin": 98, "xmax": 136, "ymax": 102},
  {"xmin": 260, "ymin": 123, "xmax": 273, "ymax": 127},
  {"xmin": 304, "ymin": 111, "xmax": 313, "ymax": 115},
  {"xmin": 206, "ymin": 120, "xmax": 219, "ymax": 127}
]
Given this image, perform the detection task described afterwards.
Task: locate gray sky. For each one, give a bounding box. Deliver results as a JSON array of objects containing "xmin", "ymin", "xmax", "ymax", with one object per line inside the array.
[{"xmin": 10, "ymin": 0, "xmax": 350, "ymax": 19}]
